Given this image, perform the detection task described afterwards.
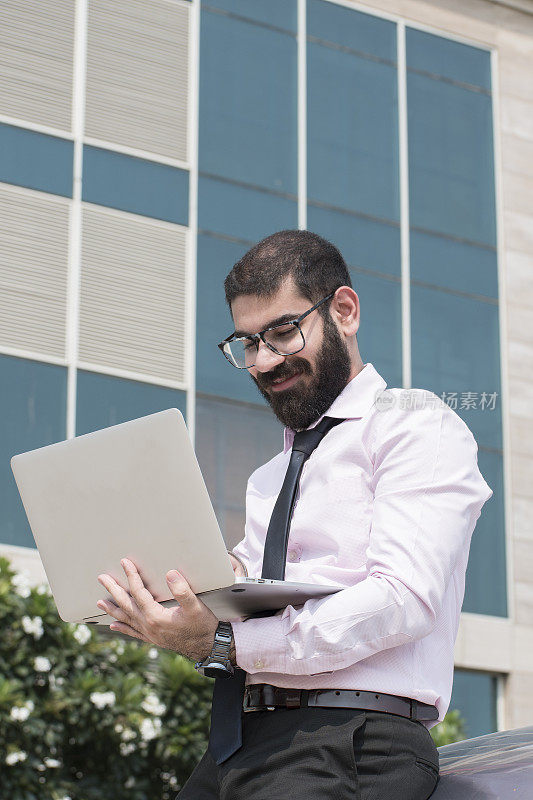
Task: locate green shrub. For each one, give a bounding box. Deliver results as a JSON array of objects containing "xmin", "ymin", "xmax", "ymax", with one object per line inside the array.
[
  {"xmin": 2, "ymin": 554, "xmax": 469, "ymax": 797},
  {"xmin": 0, "ymin": 556, "xmax": 213, "ymax": 799},
  {"xmin": 430, "ymin": 708, "xmax": 467, "ymax": 747}
]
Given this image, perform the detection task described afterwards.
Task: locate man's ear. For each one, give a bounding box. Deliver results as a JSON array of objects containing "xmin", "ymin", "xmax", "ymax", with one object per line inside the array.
[{"xmin": 331, "ymin": 286, "xmax": 360, "ymax": 336}]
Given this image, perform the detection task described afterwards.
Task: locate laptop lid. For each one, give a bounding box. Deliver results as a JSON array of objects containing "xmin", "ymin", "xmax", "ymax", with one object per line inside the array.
[{"xmin": 10, "ymin": 408, "xmax": 235, "ymax": 622}]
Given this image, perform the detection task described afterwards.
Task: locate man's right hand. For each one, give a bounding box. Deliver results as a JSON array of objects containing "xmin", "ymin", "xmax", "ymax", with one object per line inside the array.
[{"xmin": 228, "ymin": 552, "xmax": 247, "ymax": 577}]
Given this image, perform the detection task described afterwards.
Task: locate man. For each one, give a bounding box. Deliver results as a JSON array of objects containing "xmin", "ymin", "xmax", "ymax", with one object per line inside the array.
[{"xmin": 97, "ymin": 230, "xmax": 493, "ymax": 799}]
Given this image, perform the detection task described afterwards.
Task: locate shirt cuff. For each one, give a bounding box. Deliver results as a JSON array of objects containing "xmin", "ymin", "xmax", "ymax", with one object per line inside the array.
[{"xmin": 232, "ymin": 614, "xmax": 288, "ymax": 674}]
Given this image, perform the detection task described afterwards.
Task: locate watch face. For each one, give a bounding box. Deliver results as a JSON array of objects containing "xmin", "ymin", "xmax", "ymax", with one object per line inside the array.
[{"xmin": 196, "ymin": 660, "xmax": 234, "ymax": 679}]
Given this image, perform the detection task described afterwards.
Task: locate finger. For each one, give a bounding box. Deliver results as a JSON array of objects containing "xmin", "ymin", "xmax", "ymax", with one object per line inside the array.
[
  {"xmin": 96, "ymin": 598, "xmax": 129, "ymax": 623},
  {"xmin": 120, "ymin": 558, "xmax": 158, "ymax": 613},
  {"xmin": 109, "ymin": 621, "xmax": 151, "ymax": 643},
  {"xmin": 166, "ymin": 571, "xmax": 200, "ymax": 610},
  {"xmin": 97, "ymin": 573, "xmax": 138, "ymax": 619}
]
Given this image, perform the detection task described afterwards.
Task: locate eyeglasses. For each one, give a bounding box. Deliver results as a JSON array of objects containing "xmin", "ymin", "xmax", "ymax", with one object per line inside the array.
[{"xmin": 217, "ymin": 292, "xmax": 336, "ymax": 369}]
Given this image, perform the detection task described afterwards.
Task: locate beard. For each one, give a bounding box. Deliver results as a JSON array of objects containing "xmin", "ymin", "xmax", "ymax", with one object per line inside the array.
[{"xmin": 251, "ymin": 314, "xmax": 352, "ymax": 430}]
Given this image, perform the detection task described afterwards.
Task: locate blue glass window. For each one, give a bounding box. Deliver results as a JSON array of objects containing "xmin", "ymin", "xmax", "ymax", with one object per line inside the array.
[
  {"xmin": 463, "ymin": 449, "xmax": 506, "ymax": 617},
  {"xmin": 202, "ymin": 0, "xmax": 297, "ymax": 32},
  {"xmin": 450, "ymin": 669, "xmax": 498, "ymax": 738},
  {"xmin": 199, "ymin": 9, "xmax": 297, "ymax": 193},
  {"xmin": 410, "ymin": 230, "xmax": 498, "ymax": 299},
  {"xmin": 349, "ymin": 270, "xmax": 402, "ymax": 389},
  {"xmin": 82, "ymin": 146, "xmax": 189, "ymax": 225},
  {"xmin": 196, "ymin": 234, "xmax": 263, "ymax": 404},
  {"xmin": 76, "ymin": 370, "xmax": 186, "ymax": 436},
  {"xmin": 307, "ymin": 38, "xmax": 399, "ymax": 221},
  {"xmin": 196, "ymin": 394, "xmax": 281, "ymax": 548},
  {"xmin": 411, "ymin": 286, "xmax": 501, "ymax": 451},
  {"xmin": 407, "ymin": 72, "xmax": 496, "ymax": 246},
  {"xmin": 307, "ymin": 204, "xmax": 400, "ymax": 277},
  {"xmin": 308, "ymin": 0, "xmax": 396, "ymax": 62},
  {"xmin": 406, "ymin": 28, "xmax": 491, "ymax": 91},
  {"xmin": 1, "ymin": 355, "xmax": 67, "ymax": 548},
  {"xmin": 0, "ymin": 123, "xmax": 73, "ymax": 198},
  {"xmin": 199, "ymin": 176, "xmax": 297, "ymax": 244}
]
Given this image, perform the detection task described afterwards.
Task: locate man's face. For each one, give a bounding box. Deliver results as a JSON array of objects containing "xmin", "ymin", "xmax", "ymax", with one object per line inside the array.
[{"xmin": 230, "ymin": 279, "xmax": 352, "ymax": 430}]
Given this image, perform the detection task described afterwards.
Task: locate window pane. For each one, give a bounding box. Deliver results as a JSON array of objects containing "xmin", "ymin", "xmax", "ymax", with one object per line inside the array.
[
  {"xmin": 406, "ymin": 28, "xmax": 491, "ymax": 91},
  {"xmin": 82, "ymin": 146, "xmax": 189, "ymax": 225},
  {"xmin": 308, "ymin": 0, "xmax": 396, "ymax": 62},
  {"xmin": 450, "ymin": 669, "xmax": 498, "ymax": 739},
  {"xmin": 410, "ymin": 230, "xmax": 498, "ymax": 299},
  {"xmin": 408, "ymin": 72, "xmax": 496, "ymax": 246},
  {"xmin": 350, "ymin": 270, "xmax": 402, "ymax": 389},
  {"xmin": 463, "ymin": 449, "xmax": 507, "ymax": 617},
  {"xmin": 203, "ymin": 0, "xmax": 297, "ymax": 32},
  {"xmin": 198, "ymin": 176, "xmax": 297, "ymax": 244},
  {"xmin": 307, "ymin": 204, "xmax": 400, "ymax": 277},
  {"xmin": 0, "ymin": 123, "xmax": 73, "ymax": 198},
  {"xmin": 76, "ymin": 370, "xmax": 186, "ymax": 436},
  {"xmin": 196, "ymin": 394, "xmax": 282, "ymax": 549},
  {"xmin": 307, "ymin": 40, "xmax": 398, "ymax": 221},
  {"xmin": 0, "ymin": 355, "xmax": 67, "ymax": 548},
  {"xmin": 196, "ymin": 234, "xmax": 264, "ymax": 404},
  {"xmin": 411, "ymin": 285, "xmax": 501, "ymax": 450},
  {"xmin": 199, "ymin": 9, "xmax": 297, "ymax": 193}
]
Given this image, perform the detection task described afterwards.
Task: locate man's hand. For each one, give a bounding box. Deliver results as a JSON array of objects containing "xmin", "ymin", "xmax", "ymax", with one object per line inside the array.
[
  {"xmin": 96, "ymin": 558, "xmax": 219, "ymax": 662},
  {"xmin": 228, "ymin": 552, "xmax": 247, "ymax": 577}
]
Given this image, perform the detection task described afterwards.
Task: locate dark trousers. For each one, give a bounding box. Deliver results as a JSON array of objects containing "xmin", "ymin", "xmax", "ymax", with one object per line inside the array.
[{"xmin": 177, "ymin": 708, "xmax": 439, "ymax": 800}]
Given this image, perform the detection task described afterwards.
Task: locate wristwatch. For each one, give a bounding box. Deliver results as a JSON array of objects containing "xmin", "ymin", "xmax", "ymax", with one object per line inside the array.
[{"xmin": 194, "ymin": 622, "xmax": 235, "ymax": 678}]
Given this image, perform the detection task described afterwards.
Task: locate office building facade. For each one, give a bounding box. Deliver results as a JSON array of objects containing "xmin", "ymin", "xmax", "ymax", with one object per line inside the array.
[{"xmin": 1, "ymin": 0, "xmax": 532, "ymax": 738}]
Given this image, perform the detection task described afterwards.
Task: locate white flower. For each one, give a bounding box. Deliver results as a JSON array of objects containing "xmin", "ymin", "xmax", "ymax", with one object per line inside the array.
[
  {"xmin": 73, "ymin": 624, "xmax": 91, "ymax": 645},
  {"xmin": 124, "ymin": 776, "xmax": 136, "ymax": 788},
  {"xmin": 114, "ymin": 723, "xmax": 124, "ymax": 733},
  {"xmin": 119, "ymin": 742, "xmax": 136, "ymax": 756},
  {"xmin": 109, "ymin": 654, "xmax": 117, "ymax": 663},
  {"xmin": 34, "ymin": 656, "xmax": 52, "ymax": 672},
  {"xmin": 36, "ymin": 583, "xmax": 49, "ymax": 595},
  {"xmin": 141, "ymin": 693, "xmax": 166, "ymax": 716},
  {"xmin": 89, "ymin": 690, "xmax": 116, "ymax": 709},
  {"xmin": 13, "ymin": 571, "xmax": 31, "ymax": 598},
  {"xmin": 44, "ymin": 757, "xmax": 61, "ymax": 768},
  {"xmin": 140, "ymin": 717, "xmax": 161, "ymax": 741},
  {"xmin": 148, "ymin": 647, "xmax": 158, "ymax": 660},
  {"xmin": 120, "ymin": 728, "xmax": 136, "ymax": 742},
  {"xmin": 6, "ymin": 750, "xmax": 27, "ymax": 765},
  {"xmin": 22, "ymin": 615, "xmax": 43, "ymax": 639},
  {"xmin": 115, "ymin": 641, "xmax": 125, "ymax": 655},
  {"xmin": 9, "ymin": 700, "xmax": 34, "ymax": 722}
]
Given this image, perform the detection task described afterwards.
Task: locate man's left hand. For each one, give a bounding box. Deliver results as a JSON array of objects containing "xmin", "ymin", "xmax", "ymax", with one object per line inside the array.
[{"xmin": 96, "ymin": 558, "xmax": 219, "ymax": 662}]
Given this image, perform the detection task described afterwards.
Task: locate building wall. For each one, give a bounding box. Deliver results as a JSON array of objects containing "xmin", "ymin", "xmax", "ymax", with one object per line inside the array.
[
  {"xmin": 1, "ymin": 0, "xmax": 532, "ymax": 736},
  {"xmin": 351, "ymin": 0, "xmax": 533, "ymax": 730}
]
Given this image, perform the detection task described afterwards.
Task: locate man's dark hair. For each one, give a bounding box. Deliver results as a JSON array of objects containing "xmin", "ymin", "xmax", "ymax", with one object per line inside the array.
[{"xmin": 224, "ymin": 229, "xmax": 352, "ymax": 317}]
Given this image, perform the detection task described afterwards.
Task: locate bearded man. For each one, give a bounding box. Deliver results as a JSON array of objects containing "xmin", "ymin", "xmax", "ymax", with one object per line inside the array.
[{"xmin": 99, "ymin": 230, "xmax": 493, "ymax": 800}]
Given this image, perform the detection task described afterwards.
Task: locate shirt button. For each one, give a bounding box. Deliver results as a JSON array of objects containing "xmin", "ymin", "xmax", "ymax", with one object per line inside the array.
[
  {"xmin": 254, "ymin": 659, "xmax": 264, "ymax": 670},
  {"xmin": 288, "ymin": 549, "xmax": 300, "ymax": 562}
]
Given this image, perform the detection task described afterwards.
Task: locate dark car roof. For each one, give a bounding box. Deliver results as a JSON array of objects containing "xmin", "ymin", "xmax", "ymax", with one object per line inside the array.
[{"xmin": 432, "ymin": 726, "xmax": 533, "ymax": 799}]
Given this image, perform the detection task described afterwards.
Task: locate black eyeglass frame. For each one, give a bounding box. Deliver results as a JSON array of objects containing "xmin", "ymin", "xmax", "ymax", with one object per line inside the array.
[{"xmin": 217, "ymin": 291, "xmax": 337, "ymax": 370}]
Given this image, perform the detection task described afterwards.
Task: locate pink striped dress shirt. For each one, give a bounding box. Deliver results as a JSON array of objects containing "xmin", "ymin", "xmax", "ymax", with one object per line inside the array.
[{"xmin": 231, "ymin": 363, "xmax": 493, "ymax": 727}]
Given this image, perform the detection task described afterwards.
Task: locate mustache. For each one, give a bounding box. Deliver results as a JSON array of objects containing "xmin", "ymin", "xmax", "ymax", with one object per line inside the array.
[{"xmin": 254, "ymin": 357, "xmax": 312, "ymax": 390}]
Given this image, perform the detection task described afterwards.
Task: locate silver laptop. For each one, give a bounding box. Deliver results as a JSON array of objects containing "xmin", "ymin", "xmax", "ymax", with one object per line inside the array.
[{"xmin": 10, "ymin": 409, "xmax": 341, "ymax": 625}]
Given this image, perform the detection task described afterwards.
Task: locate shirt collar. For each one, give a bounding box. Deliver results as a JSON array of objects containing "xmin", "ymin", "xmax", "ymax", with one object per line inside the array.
[{"xmin": 282, "ymin": 363, "xmax": 387, "ymax": 453}]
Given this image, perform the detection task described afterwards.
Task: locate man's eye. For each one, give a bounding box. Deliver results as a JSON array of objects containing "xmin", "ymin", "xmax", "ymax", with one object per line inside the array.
[{"xmin": 243, "ymin": 339, "xmax": 256, "ymax": 350}]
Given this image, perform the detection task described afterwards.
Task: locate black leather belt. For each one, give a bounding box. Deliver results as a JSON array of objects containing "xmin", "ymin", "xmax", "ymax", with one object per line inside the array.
[{"xmin": 243, "ymin": 684, "xmax": 439, "ymax": 722}]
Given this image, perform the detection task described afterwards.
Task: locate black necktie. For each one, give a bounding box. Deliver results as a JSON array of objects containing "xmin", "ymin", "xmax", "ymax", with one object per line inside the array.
[{"xmin": 208, "ymin": 416, "xmax": 345, "ymax": 765}]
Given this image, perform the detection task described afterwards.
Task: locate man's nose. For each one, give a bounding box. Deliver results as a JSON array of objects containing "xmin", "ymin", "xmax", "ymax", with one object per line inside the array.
[{"xmin": 253, "ymin": 340, "xmax": 285, "ymax": 373}]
